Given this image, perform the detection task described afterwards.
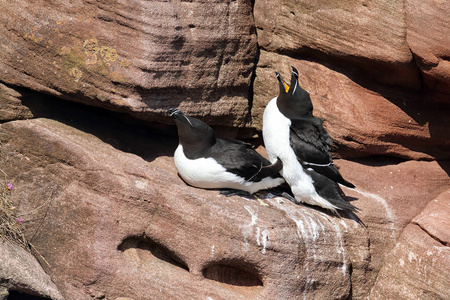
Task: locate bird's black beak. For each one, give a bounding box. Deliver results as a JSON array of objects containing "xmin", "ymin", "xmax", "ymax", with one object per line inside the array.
[
  {"xmin": 288, "ymin": 66, "xmax": 299, "ymax": 94},
  {"xmin": 291, "ymin": 66, "xmax": 299, "ymax": 78},
  {"xmin": 168, "ymin": 108, "xmax": 180, "ymax": 117},
  {"xmin": 276, "ymin": 71, "xmax": 290, "ymax": 93},
  {"xmin": 168, "ymin": 108, "xmax": 194, "ymax": 128}
]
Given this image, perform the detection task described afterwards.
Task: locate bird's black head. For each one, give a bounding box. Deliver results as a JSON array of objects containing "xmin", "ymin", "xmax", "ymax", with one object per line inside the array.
[
  {"xmin": 168, "ymin": 108, "xmax": 216, "ymax": 158},
  {"xmin": 276, "ymin": 66, "xmax": 313, "ymax": 120}
]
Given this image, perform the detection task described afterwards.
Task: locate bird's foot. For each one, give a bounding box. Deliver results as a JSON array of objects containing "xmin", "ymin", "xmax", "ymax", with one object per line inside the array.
[
  {"xmin": 253, "ymin": 193, "xmax": 270, "ymax": 206},
  {"xmin": 265, "ymin": 190, "xmax": 300, "ymax": 204},
  {"xmin": 220, "ymin": 189, "xmax": 252, "ymax": 198},
  {"xmin": 280, "ymin": 192, "xmax": 297, "ymax": 203}
]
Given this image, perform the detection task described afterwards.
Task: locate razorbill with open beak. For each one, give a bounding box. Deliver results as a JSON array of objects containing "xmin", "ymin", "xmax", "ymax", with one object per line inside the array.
[
  {"xmin": 169, "ymin": 108, "xmax": 285, "ymax": 195},
  {"xmin": 262, "ymin": 67, "xmax": 356, "ymax": 213}
]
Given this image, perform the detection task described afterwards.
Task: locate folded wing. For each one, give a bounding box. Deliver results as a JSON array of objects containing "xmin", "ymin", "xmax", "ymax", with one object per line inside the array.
[{"xmin": 289, "ymin": 118, "xmax": 355, "ymax": 188}]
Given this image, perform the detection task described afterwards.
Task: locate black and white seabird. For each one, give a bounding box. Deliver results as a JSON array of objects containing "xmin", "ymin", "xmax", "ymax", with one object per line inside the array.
[
  {"xmin": 262, "ymin": 66, "xmax": 356, "ymax": 213},
  {"xmin": 169, "ymin": 108, "xmax": 285, "ymax": 195}
]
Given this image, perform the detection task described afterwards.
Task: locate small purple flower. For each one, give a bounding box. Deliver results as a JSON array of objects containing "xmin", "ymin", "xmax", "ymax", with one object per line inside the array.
[
  {"xmin": 6, "ymin": 183, "xmax": 13, "ymax": 190},
  {"xmin": 15, "ymin": 217, "xmax": 23, "ymax": 224}
]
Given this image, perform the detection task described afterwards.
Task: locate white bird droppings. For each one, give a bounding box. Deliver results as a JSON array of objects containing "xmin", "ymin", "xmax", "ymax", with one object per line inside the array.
[
  {"xmin": 244, "ymin": 205, "xmax": 258, "ymax": 226},
  {"xmin": 134, "ymin": 180, "xmax": 148, "ymax": 189}
]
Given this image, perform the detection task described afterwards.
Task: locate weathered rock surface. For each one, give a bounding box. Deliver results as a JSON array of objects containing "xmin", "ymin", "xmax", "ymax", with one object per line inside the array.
[
  {"xmin": 337, "ymin": 159, "xmax": 450, "ymax": 279},
  {"xmin": 1, "ymin": 0, "xmax": 449, "ymax": 298},
  {"xmin": 254, "ymin": 0, "xmax": 420, "ymax": 89},
  {"xmin": 370, "ymin": 218, "xmax": 450, "ymax": 299},
  {"xmin": 0, "ymin": 0, "xmax": 256, "ymax": 126},
  {"xmin": 1, "ymin": 0, "xmax": 449, "ymax": 159},
  {"xmin": 0, "ymin": 114, "xmax": 449, "ymax": 299},
  {"xmin": 253, "ymin": 50, "xmax": 450, "ymax": 160},
  {"xmin": 253, "ymin": 0, "xmax": 450, "ymax": 102},
  {"xmin": 0, "ymin": 117, "xmax": 366, "ymax": 299},
  {"xmin": 0, "ymin": 241, "xmax": 63, "ymax": 299},
  {"xmin": 413, "ymin": 189, "xmax": 450, "ymax": 246},
  {"xmin": 0, "ymin": 83, "xmax": 33, "ymax": 122},
  {"xmin": 252, "ymin": 0, "xmax": 450, "ymax": 160},
  {"xmin": 345, "ymin": 176, "xmax": 450, "ymax": 299},
  {"xmin": 406, "ymin": 0, "xmax": 450, "ymax": 102}
]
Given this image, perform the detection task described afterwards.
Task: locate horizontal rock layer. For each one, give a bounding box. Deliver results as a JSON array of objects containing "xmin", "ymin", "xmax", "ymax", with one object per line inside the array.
[
  {"xmin": 0, "ymin": 118, "xmax": 364, "ymax": 299},
  {"xmin": 406, "ymin": 0, "xmax": 450, "ymax": 102},
  {"xmin": 0, "ymin": 241, "xmax": 63, "ymax": 299},
  {"xmin": 254, "ymin": 0, "xmax": 419, "ymax": 89},
  {"xmin": 1, "ymin": 113, "xmax": 449, "ymax": 299},
  {"xmin": 0, "ymin": 0, "xmax": 257, "ymax": 126},
  {"xmin": 253, "ymin": 50, "xmax": 450, "ymax": 160},
  {"xmin": 0, "ymin": 1, "xmax": 449, "ymax": 298},
  {"xmin": 1, "ymin": 0, "xmax": 449, "ymax": 160}
]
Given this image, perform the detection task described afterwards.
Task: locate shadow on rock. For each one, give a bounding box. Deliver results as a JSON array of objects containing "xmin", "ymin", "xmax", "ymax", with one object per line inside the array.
[{"xmin": 19, "ymin": 91, "xmax": 179, "ymax": 162}]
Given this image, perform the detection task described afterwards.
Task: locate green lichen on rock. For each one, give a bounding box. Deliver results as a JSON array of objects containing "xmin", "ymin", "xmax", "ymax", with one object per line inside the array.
[{"xmin": 58, "ymin": 37, "xmax": 128, "ymax": 85}]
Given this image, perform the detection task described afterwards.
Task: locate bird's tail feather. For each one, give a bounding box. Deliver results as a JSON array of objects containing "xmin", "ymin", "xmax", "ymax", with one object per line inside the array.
[{"xmin": 253, "ymin": 158, "xmax": 283, "ymax": 181}]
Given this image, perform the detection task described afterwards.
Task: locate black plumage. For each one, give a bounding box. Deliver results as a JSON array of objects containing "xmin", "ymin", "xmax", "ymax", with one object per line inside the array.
[
  {"xmin": 289, "ymin": 118, "xmax": 355, "ymax": 188},
  {"xmin": 208, "ymin": 138, "xmax": 283, "ymax": 181},
  {"xmin": 305, "ymin": 169, "xmax": 357, "ymax": 212},
  {"xmin": 169, "ymin": 108, "xmax": 282, "ymax": 182},
  {"xmin": 277, "ymin": 66, "xmax": 355, "ymax": 189}
]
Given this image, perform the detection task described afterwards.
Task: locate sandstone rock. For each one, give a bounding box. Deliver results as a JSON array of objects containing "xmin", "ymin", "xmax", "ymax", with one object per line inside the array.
[
  {"xmin": 1, "ymin": 1, "xmax": 449, "ymax": 298},
  {"xmin": 252, "ymin": 0, "xmax": 450, "ymax": 160},
  {"xmin": 1, "ymin": 113, "xmax": 449, "ymax": 299},
  {"xmin": 369, "ymin": 223, "xmax": 450, "ymax": 299},
  {"xmin": 0, "ymin": 0, "xmax": 256, "ymax": 127},
  {"xmin": 0, "ymin": 241, "xmax": 63, "ymax": 299},
  {"xmin": 412, "ymin": 190, "xmax": 450, "ymax": 246},
  {"xmin": 254, "ymin": 0, "xmax": 420, "ymax": 89},
  {"xmin": 0, "ymin": 83, "xmax": 33, "ymax": 122},
  {"xmin": 338, "ymin": 160, "xmax": 450, "ymax": 298},
  {"xmin": 336, "ymin": 158, "xmax": 450, "ymax": 277},
  {"xmin": 0, "ymin": 118, "xmax": 368, "ymax": 299},
  {"xmin": 406, "ymin": 0, "xmax": 450, "ymax": 102},
  {"xmin": 252, "ymin": 50, "xmax": 450, "ymax": 160}
]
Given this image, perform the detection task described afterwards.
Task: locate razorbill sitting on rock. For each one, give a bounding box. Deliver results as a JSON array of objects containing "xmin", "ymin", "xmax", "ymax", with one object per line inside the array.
[
  {"xmin": 169, "ymin": 108, "xmax": 285, "ymax": 195},
  {"xmin": 262, "ymin": 67, "xmax": 357, "ymax": 214}
]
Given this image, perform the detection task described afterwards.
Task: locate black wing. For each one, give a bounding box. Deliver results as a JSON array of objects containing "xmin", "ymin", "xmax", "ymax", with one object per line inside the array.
[
  {"xmin": 207, "ymin": 138, "xmax": 282, "ymax": 182},
  {"xmin": 289, "ymin": 117, "xmax": 332, "ymax": 163},
  {"xmin": 290, "ymin": 118, "xmax": 355, "ymax": 188},
  {"xmin": 306, "ymin": 169, "xmax": 358, "ymax": 213}
]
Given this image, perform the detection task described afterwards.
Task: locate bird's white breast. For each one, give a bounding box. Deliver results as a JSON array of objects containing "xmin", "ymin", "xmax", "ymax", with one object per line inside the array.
[
  {"xmin": 174, "ymin": 145, "xmax": 236, "ymax": 189},
  {"xmin": 263, "ymin": 98, "xmax": 326, "ymax": 204},
  {"xmin": 173, "ymin": 144, "xmax": 284, "ymax": 194},
  {"xmin": 263, "ymin": 98, "xmax": 293, "ymax": 164}
]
